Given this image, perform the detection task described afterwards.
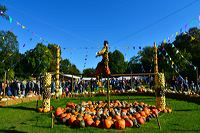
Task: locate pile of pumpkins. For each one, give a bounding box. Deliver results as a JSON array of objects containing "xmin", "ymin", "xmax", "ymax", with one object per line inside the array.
[{"xmin": 54, "ymin": 100, "xmax": 171, "ymax": 129}]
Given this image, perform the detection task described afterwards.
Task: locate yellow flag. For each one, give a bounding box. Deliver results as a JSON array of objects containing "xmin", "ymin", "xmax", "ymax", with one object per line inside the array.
[
  {"xmin": 191, "ymin": 36, "xmax": 195, "ymax": 41},
  {"xmin": 164, "ymin": 39, "xmax": 166, "ymax": 43}
]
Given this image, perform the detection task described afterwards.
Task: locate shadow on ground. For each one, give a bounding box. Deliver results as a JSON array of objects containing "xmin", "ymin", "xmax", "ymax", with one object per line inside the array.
[
  {"xmin": 0, "ymin": 106, "xmax": 36, "ymax": 111},
  {"xmin": 0, "ymin": 130, "xmax": 27, "ymax": 133}
]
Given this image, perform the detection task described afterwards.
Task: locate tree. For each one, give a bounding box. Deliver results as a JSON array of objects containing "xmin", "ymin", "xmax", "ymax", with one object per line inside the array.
[
  {"xmin": 126, "ymin": 55, "xmax": 143, "ymax": 74},
  {"xmin": 139, "ymin": 46, "xmax": 154, "ymax": 73},
  {"xmin": 0, "ymin": 31, "xmax": 19, "ymax": 79},
  {"xmin": 25, "ymin": 43, "xmax": 52, "ymax": 77},
  {"xmin": 82, "ymin": 68, "xmax": 96, "ymax": 77},
  {"xmin": 108, "ymin": 50, "xmax": 127, "ymax": 74},
  {"xmin": 0, "ymin": 5, "xmax": 9, "ymax": 20},
  {"xmin": 60, "ymin": 58, "xmax": 71, "ymax": 74},
  {"xmin": 68, "ymin": 64, "xmax": 80, "ymax": 75}
]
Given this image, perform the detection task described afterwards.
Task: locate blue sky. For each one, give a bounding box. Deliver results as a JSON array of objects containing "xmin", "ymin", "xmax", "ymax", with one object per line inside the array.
[{"xmin": 0, "ymin": 0, "xmax": 200, "ymax": 72}]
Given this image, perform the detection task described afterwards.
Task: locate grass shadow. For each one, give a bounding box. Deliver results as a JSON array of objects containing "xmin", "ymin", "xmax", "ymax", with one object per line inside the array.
[
  {"xmin": 0, "ymin": 129, "xmax": 27, "ymax": 133},
  {"xmin": 174, "ymin": 109, "xmax": 199, "ymax": 112},
  {"xmin": 172, "ymin": 129, "xmax": 200, "ymax": 132},
  {"xmin": 0, "ymin": 106, "xmax": 36, "ymax": 111}
]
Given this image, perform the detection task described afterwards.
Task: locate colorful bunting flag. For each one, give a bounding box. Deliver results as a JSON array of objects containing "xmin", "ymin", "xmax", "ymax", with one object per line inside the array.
[
  {"xmin": 164, "ymin": 39, "xmax": 166, "ymax": 43},
  {"xmin": 16, "ymin": 22, "xmax": 21, "ymax": 26},
  {"xmin": 168, "ymin": 37, "xmax": 170, "ymax": 42},
  {"xmin": 9, "ymin": 16, "xmax": 13, "ymax": 23},
  {"xmin": 191, "ymin": 36, "xmax": 195, "ymax": 41}
]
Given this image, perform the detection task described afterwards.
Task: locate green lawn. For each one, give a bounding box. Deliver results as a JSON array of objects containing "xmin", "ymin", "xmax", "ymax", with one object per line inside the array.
[{"xmin": 0, "ymin": 95, "xmax": 200, "ymax": 133}]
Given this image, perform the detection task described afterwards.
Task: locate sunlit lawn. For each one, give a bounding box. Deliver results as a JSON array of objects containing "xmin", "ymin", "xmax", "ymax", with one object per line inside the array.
[{"xmin": 0, "ymin": 95, "xmax": 200, "ymax": 133}]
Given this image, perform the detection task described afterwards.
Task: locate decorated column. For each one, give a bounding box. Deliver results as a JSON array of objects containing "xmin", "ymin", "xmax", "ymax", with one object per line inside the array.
[
  {"xmin": 55, "ymin": 46, "xmax": 60, "ymax": 98},
  {"xmin": 154, "ymin": 42, "xmax": 166, "ymax": 110},
  {"xmin": 43, "ymin": 72, "xmax": 52, "ymax": 112}
]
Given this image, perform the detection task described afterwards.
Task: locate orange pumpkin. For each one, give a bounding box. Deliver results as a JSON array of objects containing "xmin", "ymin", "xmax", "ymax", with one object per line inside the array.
[
  {"xmin": 66, "ymin": 102, "xmax": 76, "ymax": 109},
  {"xmin": 107, "ymin": 116, "xmax": 112, "ymax": 120},
  {"xmin": 85, "ymin": 118, "xmax": 94, "ymax": 126},
  {"xmin": 104, "ymin": 119, "xmax": 113, "ymax": 129},
  {"xmin": 152, "ymin": 109, "xmax": 158, "ymax": 115},
  {"xmin": 94, "ymin": 120, "xmax": 101, "ymax": 127},
  {"xmin": 68, "ymin": 115, "xmax": 76, "ymax": 125},
  {"xmin": 125, "ymin": 118, "xmax": 133, "ymax": 128},
  {"xmin": 50, "ymin": 106, "xmax": 54, "ymax": 111},
  {"xmin": 88, "ymin": 101, "xmax": 92, "ymax": 105},
  {"xmin": 163, "ymin": 109, "xmax": 168, "ymax": 113},
  {"xmin": 65, "ymin": 113, "xmax": 71, "ymax": 119},
  {"xmin": 137, "ymin": 117, "xmax": 145, "ymax": 125},
  {"xmin": 143, "ymin": 108, "xmax": 150, "ymax": 116},
  {"xmin": 168, "ymin": 108, "xmax": 172, "ymax": 113},
  {"xmin": 121, "ymin": 115, "xmax": 128, "ymax": 119},
  {"xmin": 134, "ymin": 113, "xmax": 141, "ymax": 119},
  {"xmin": 114, "ymin": 115, "xmax": 121, "ymax": 120},
  {"xmin": 37, "ymin": 107, "xmax": 43, "ymax": 113},
  {"xmin": 115, "ymin": 119, "xmax": 125, "ymax": 129},
  {"xmin": 140, "ymin": 111, "xmax": 146, "ymax": 117},
  {"xmin": 55, "ymin": 107, "xmax": 63, "ymax": 116}
]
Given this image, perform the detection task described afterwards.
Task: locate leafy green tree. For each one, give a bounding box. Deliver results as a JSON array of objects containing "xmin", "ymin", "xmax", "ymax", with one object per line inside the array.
[
  {"xmin": 48, "ymin": 44, "xmax": 60, "ymax": 72},
  {"xmin": 125, "ymin": 55, "xmax": 143, "ymax": 74},
  {"xmin": 60, "ymin": 58, "xmax": 71, "ymax": 74},
  {"xmin": 139, "ymin": 46, "xmax": 154, "ymax": 73},
  {"xmin": 0, "ymin": 31, "xmax": 19, "ymax": 79},
  {"xmin": 68, "ymin": 64, "xmax": 80, "ymax": 75},
  {"xmin": 25, "ymin": 43, "xmax": 52, "ymax": 77},
  {"xmin": 82, "ymin": 68, "xmax": 96, "ymax": 77},
  {"xmin": 0, "ymin": 5, "xmax": 9, "ymax": 20},
  {"xmin": 108, "ymin": 50, "xmax": 127, "ymax": 74}
]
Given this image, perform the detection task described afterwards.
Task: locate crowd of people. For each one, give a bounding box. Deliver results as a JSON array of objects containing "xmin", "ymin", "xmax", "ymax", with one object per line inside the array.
[{"xmin": 0, "ymin": 75, "xmax": 200, "ymax": 97}]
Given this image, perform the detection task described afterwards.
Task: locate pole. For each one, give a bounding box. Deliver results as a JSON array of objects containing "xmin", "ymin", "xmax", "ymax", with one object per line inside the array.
[
  {"xmin": 55, "ymin": 46, "xmax": 60, "ymax": 98},
  {"xmin": 3, "ymin": 71, "xmax": 6, "ymax": 98},
  {"xmin": 197, "ymin": 67, "xmax": 198, "ymax": 86},
  {"xmin": 107, "ymin": 76, "xmax": 110, "ymax": 109},
  {"xmin": 72, "ymin": 75, "xmax": 74, "ymax": 94}
]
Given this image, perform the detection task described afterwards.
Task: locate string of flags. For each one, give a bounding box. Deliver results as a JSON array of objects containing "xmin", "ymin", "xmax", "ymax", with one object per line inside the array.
[
  {"xmin": 170, "ymin": 43, "xmax": 198, "ymax": 71},
  {"xmin": 159, "ymin": 48, "xmax": 185, "ymax": 80},
  {"xmin": 0, "ymin": 9, "xmax": 145, "ymax": 52},
  {"xmin": 83, "ymin": 47, "xmax": 88, "ymax": 69},
  {"xmin": 0, "ymin": 8, "xmax": 200, "ymax": 71},
  {"xmin": 159, "ymin": 16, "xmax": 199, "ymax": 72}
]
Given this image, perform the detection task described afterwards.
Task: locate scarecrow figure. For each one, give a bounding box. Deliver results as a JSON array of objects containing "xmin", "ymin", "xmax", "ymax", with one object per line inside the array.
[{"xmin": 95, "ymin": 40, "xmax": 111, "ymax": 86}]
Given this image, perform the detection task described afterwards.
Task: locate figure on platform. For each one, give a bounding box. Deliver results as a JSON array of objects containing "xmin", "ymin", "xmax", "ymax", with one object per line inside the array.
[{"xmin": 95, "ymin": 40, "xmax": 111, "ymax": 86}]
